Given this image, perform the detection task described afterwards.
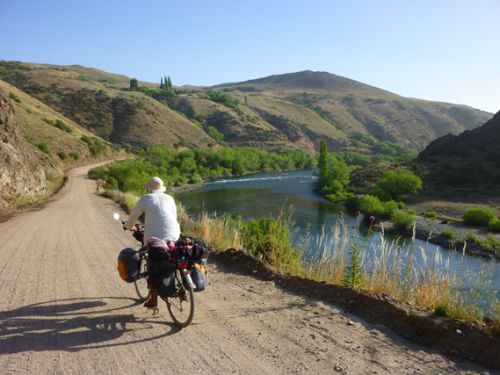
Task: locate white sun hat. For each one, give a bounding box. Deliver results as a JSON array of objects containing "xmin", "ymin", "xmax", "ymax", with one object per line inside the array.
[{"xmin": 144, "ymin": 176, "xmax": 166, "ymax": 193}]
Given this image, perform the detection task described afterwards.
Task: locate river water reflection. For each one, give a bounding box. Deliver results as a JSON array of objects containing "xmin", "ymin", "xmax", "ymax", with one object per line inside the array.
[{"xmin": 176, "ymin": 170, "xmax": 499, "ymax": 298}]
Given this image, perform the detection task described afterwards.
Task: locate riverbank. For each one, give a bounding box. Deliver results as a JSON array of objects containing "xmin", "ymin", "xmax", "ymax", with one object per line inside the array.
[{"xmin": 379, "ymin": 214, "xmax": 500, "ymax": 261}]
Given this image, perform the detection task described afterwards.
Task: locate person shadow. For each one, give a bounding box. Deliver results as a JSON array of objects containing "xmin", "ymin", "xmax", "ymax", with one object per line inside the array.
[{"xmin": 0, "ymin": 297, "xmax": 180, "ymax": 354}]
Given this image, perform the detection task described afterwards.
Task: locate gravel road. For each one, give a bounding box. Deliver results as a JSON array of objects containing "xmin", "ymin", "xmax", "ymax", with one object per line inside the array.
[{"xmin": 0, "ymin": 164, "xmax": 493, "ymax": 374}]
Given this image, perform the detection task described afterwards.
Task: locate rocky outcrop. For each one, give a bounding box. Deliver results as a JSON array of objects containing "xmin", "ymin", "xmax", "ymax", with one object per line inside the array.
[{"xmin": 0, "ymin": 89, "xmax": 47, "ymax": 209}]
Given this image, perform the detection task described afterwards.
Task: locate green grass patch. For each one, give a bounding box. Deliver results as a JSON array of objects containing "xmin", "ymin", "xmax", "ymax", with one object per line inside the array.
[
  {"xmin": 423, "ymin": 210, "xmax": 438, "ymax": 218},
  {"xmin": 441, "ymin": 229, "xmax": 456, "ymax": 239}
]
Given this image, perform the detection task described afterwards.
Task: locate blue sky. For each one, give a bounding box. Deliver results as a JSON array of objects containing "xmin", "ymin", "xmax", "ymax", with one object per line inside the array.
[{"xmin": 1, "ymin": 0, "xmax": 499, "ymax": 112}]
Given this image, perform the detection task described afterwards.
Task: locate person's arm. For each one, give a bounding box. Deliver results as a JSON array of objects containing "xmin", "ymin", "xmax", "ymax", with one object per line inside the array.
[{"xmin": 126, "ymin": 196, "xmax": 146, "ymax": 230}]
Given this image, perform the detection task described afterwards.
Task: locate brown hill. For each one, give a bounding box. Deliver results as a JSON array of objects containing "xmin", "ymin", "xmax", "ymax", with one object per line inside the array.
[
  {"xmin": 216, "ymin": 71, "xmax": 492, "ymax": 150},
  {"xmin": 418, "ymin": 111, "xmax": 500, "ymax": 191},
  {"xmin": 0, "ymin": 62, "xmax": 216, "ymax": 149},
  {"xmin": 0, "ymin": 62, "xmax": 492, "ymax": 153}
]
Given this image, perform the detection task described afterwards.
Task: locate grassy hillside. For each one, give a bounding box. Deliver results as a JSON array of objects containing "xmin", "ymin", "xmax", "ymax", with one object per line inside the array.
[
  {"xmin": 216, "ymin": 71, "xmax": 492, "ymax": 150},
  {"xmin": 0, "ymin": 62, "xmax": 492, "ymax": 153},
  {"xmin": 0, "ymin": 79, "xmax": 119, "ymax": 210},
  {"xmin": 0, "ymin": 61, "xmax": 216, "ymax": 149},
  {"xmin": 0, "ymin": 79, "xmax": 116, "ymax": 163}
]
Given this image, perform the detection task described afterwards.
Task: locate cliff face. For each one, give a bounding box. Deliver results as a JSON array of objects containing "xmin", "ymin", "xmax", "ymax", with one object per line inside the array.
[{"xmin": 0, "ymin": 90, "xmax": 47, "ymax": 208}]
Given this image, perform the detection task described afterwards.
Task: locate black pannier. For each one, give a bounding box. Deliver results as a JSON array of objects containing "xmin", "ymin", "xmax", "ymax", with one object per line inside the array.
[
  {"xmin": 150, "ymin": 260, "xmax": 177, "ymax": 298},
  {"xmin": 117, "ymin": 248, "xmax": 140, "ymax": 283}
]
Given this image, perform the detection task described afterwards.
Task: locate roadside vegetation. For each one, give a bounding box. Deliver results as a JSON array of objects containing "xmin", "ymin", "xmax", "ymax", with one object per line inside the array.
[{"xmin": 98, "ymin": 183, "xmax": 499, "ymax": 328}]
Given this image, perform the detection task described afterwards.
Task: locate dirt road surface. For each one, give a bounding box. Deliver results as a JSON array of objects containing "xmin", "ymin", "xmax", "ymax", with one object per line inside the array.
[{"xmin": 0, "ymin": 165, "xmax": 493, "ymax": 374}]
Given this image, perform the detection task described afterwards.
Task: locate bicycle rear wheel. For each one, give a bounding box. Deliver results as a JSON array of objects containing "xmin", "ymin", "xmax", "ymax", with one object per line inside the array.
[
  {"xmin": 134, "ymin": 260, "xmax": 150, "ymax": 302},
  {"xmin": 166, "ymin": 271, "xmax": 195, "ymax": 327}
]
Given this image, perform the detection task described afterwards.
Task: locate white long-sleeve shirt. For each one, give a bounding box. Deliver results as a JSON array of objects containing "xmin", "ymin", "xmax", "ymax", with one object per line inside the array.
[{"xmin": 126, "ymin": 192, "xmax": 181, "ymax": 243}]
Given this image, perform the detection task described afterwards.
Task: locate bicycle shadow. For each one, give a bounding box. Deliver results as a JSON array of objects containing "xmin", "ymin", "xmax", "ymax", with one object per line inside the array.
[{"xmin": 0, "ymin": 297, "xmax": 180, "ymax": 354}]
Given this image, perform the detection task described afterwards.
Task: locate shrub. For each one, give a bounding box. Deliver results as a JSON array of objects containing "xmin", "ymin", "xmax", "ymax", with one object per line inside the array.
[
  {"xmin": 54, "ymin": 119, "xmax": 72, "ymax": 133},
  {"xmin": 489, "ymin": 218, "xmax": 500, "ymax": 233},
  {"xmin": 357, "ymin": 195, "xmax": 399, "ymax": 217},
  {"xmin": 34, "ymin": 142, "xmax": 50, "ymax": 154},
  {"xmin": 69, "ymin": 151, "xmax": 80, "ymax": 160},
  {"xmin": 465, "ymin": 232, "xmax": 481, "ymax": 244},
  {"xmin": 57, "ymin": 151, "xmax": 68, "ymax": 160},
  {"xmin": 358, "ymin": 195, "xmax": 384, "ymax": 215},
  {"xmin": 463, "ymin": 208, "xmax": 497, "ymax": 227},
  {"xmin": 204, "ymin": 90, "xmax": 241, "ymax": 113},
  {"xmin": 441, "ymin": 229, "xmax": 456, "ymax": 239},
  {"xmin": 0, "ymin": 66, "xmax": 7, "ymax": 74},
  {"xmin": 9, "ymin": 92, "xmax": 21, "ymax": 103},
  {"xmin": 372, "ymin": 168, "xmax": 422, "ymax": 201},
  {"xmin": 391, "ymin": 209, "xmax": 415, "ymax": 231},
  {"xmin": 240, "ymin": 215, "xmax": 302, "ymax": 274},
  {"xmin": 423, "ymin": 210, "xmax": 438, "ymax": 218},
  {"xmin": 81, "ymin": 135, "xmax": 106, "ymax": 156}
]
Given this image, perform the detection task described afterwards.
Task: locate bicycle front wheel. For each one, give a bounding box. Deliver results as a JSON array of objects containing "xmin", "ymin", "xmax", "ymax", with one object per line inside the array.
[
  {"xmin": 134, "ymin": 260, "xmax": 150, "ymax": 302},
  {"xmin": 166, "ymin": 271, "xmax": 195, "ymax": 327}
]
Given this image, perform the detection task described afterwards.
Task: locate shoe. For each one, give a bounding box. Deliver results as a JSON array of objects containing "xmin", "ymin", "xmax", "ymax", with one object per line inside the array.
[{"xmin": 143, "ymin": 299, "xmax": 158, "ymax": 308}]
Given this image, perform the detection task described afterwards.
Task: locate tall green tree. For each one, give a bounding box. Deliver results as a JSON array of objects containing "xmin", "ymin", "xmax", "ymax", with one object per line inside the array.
[
  {"xmin": 317, "ymin": 140, "xmax": 328, "ymax": 187},
  {"xmin": 160, "ymin": 77, "xmax": 164, "ymax": 89}
]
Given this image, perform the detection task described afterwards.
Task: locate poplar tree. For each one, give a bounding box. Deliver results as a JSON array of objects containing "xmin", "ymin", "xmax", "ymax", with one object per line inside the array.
[{"xmin": 317, "ymin": 140, "xmax": 328, "ymax": 187}]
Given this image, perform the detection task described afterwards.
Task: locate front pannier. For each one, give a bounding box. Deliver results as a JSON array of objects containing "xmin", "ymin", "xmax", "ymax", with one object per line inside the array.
[{"xmin": 117, "ymin": 247, "xmax": 140, "ymax": 283}]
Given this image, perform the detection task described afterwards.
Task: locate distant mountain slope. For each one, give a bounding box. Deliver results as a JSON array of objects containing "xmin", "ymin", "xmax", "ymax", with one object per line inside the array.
[
  {"xmin": 418, "ymin": 110, "xmax": 500, "ymax": 190},
  {"xmin": 216, "ymin": 71, "xmax": 492, "ymax": 150},
  {"xmin": 0, "ymin": 62, "xmax": 492, "ymax": 152}
]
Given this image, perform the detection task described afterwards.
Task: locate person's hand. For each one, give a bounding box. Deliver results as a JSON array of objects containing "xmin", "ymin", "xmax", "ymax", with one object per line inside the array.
[{"xmin": 130, "ymin": 225, "xmax": 138, "ymax": 232}]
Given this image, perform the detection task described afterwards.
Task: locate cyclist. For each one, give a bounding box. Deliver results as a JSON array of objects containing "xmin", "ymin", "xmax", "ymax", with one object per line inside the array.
[{"xmin": 125, "ymin": 176, "xmax": 181, "ymax": 308}]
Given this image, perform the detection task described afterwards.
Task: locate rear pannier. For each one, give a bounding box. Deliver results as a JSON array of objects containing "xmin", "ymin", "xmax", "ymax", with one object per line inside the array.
[
  {"xmin": 191, "ymin": 262, "xmax": 207, "ymax": 292},
  {"xmin": 117, "ymin": 247, "xmax": 140, "ymax": 283}
]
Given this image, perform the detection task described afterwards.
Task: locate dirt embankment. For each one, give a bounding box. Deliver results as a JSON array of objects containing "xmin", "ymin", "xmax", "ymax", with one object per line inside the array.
[{"xmin": 0, "ymin": 163, "xmax": 497, "ymax": 374}]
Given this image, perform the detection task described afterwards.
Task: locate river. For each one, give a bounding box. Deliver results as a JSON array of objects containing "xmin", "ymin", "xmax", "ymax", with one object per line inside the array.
[{"xmin": 176, "ymin": 170, "xmax": 499, "ymax": 303}]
